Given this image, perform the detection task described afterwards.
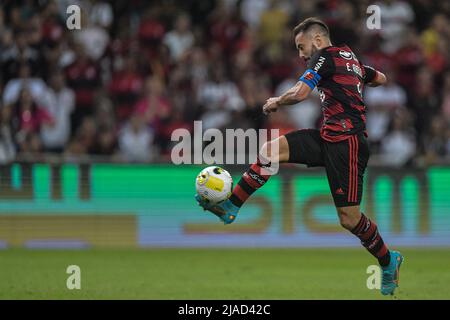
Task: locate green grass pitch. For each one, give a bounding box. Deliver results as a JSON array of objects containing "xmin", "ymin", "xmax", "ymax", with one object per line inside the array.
[{"xmin": 1, "ymin": 248, "xmax": 449, "ymax": 299}]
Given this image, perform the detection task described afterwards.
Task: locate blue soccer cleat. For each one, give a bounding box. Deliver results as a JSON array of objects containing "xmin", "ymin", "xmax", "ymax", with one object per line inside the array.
[
  {"xmin": 195, "ymin": 194, "xmax": 239, "ymax": 225},
  {"xmin": 381, "ymin": 250, "xmax": 404, "ymax": 296}
]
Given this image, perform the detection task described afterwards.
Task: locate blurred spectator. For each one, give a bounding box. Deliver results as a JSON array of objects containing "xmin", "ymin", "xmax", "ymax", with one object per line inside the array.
[
  {"xmin": 65, "ymin": 43, "xmax": 101, "ymax": 131},
  {"xmin": 421, "ymin": 14, "xmax": 450, "ymax": 58},
  {"xmin": 40, "ymin": 0, "xmax": 65, "ymax": 47},
  {"xmin": 135, "ymin": 75, "xmax": 171, "ymax": 127},
  {"xmin": 11, "ymin": 88, "xmax": 54, "ymax": 153},
  {"xmin": 0, "ymin": 27, "xmax": 14, "ymax": 56},
  {"xmin": 138, "ymin": 8, "xmax": 165, "ymax": 53},
  {"xmin": 197, "ymin": 65, "xmax": 245, "ymax": 130},
  {"xmin": 163, "ymin": 13, "xmax": 194, "ymax": 62},
  {"xmin": 65, "ymin": 116, "xmax": 97, "ymax": 155},
  {"xmin": 26, "ymin": 12, "xmax": 43, "ymax": 48},
  {"xmin": 441, "ymin": 72, "xmax": 450, "ymax": 122},
  {"xmin": 410, "ymin": 66, "xmax": 440, "ymax": 143},
  {"xmin": 208, "ymin": 2, "xmax": 246, "ymax": 56},
  {"xmin": 392, "ymin": 28, "xmax": 424, "ymax": 89},
  {"xmin": 0, "ymin": 7, "xmax": 4, "ymax": 32},
  {"xmin": 89, "ymin": 0, "xmax": 114, "ymax": 30},
  {"xmin": 94, "ymin": 95, "xmax": 117, "ymax": 131},
  {"xmin": 91, "ymin": 126, "xmax": 118, "ymax": 156},
  {"xmin": 410, "ymin": 0, "xmax": 439, "ymax": 31},
  {"xmin": 119, "ymin": 114, "xmax": 156, "ymax": 162},
  {"xmin": 240, "ymin": 0, "xmax": 269, "ymax": 29},
  {"xmin": 329, "ymin": 0, "xmax": 359, "ymax": 48},
  {"xmin": 3, "ymin": 63, "xmax": 48, "ymax": 106},
  {"xmin": 0, "ymin": 104, "xmax": 16, "ymax": 164},
  {"xmin": 425, "ymin": 37, "xmax": 449, "ymax": 76},
  {"xmin": 1, "ymin": 29, "xmax": 42, "ymax": 82},
  {"xmin": 240, "ymin": 73, "xmax": 270, "ymax": 129},
  {"xmin": 379, "ymin": 109, "xmax": 417, "ymax": 167},
  {"xmin": 365, "ymin": 70, "xmax": 407, "ymax": 150},
  {"xmin": 73, "ymin": 7, "xmax": 110, "ymax": 61},
  {"xmin": 422, "ymin": 116, "xmax": 449, "ymax": 164},
  {"xmin": 376, "ymin": 0, "xmax": 415, "ymax": 53},
  {"xmin": 188, "ymin": 47, "xmax": 210, "ymax": 87},
  {"xmin": 40, "ymin": 71, "xmax": 75, "ymax": 152},
  {"xmin": 109, "ymin": 55, "xmax": 143, "ymax": 121},
  {"xmin": 258, "ymin": 0, "xmax": 290, "ymax": 59}
]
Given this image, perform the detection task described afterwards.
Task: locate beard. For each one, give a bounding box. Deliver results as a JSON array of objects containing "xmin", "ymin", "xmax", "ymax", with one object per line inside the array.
[
  {"xmin": 303, "ymin": 43, "xmax": 321, "ymax": 62},
  {"xmin": 310, "ymin": 43, "xmax": 319, "ymax": 56}
]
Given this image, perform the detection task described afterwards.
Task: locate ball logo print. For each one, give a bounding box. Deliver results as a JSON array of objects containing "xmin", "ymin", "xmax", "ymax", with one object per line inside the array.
[{"xmin": 196, "ymin": 172, "xmax": 208, "ymax": 186}]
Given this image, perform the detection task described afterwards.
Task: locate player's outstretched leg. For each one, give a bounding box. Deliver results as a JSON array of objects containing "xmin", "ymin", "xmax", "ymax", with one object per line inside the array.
[
  {"xmin": 338, "ymin": 207, "xmax": 404, "ymax": 295},
  {"xmin": 196, "ymin": 136, "xmax": 289, "ymax": 224}
]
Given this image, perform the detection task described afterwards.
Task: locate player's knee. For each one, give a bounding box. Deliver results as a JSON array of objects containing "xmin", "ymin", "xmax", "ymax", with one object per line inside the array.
[
  {"xmin": 259, "ymin": 140, "xmax": 277, "ymax": 162},
  {"xmin": 259, "ymin": 141, "xmax": 269, "ymax": 157},
  {"xmin": 337, "ymin": 208, "xmax": 358, "ymax": 230},
  {"xmin": 338, "ymin": 216, "xmax": 354, "ymax": 230},
  {"xmin": 259, "ymin": 137, "xmax": 289, "ymax": 163}
]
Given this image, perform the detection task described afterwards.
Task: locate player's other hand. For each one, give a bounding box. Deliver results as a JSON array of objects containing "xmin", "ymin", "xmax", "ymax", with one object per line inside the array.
[{"xmin": 262, "ymin": 97, "xmax": 280, "ymax": 115}]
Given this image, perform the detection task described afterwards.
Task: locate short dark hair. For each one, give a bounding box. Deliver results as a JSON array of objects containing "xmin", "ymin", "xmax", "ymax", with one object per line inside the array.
[{"xmin": 293, "ymin": 17, "xmax": 329, "ymax": 37}]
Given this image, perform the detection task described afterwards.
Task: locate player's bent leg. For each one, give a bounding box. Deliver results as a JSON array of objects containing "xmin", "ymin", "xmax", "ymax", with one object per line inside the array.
[
  {"xmin": 195, "ymin": 136, "xmax": 289, "ymax": 224},
  {"xmin": 336, "ymin": 205, "xmax": 404, "ymax": 295}
]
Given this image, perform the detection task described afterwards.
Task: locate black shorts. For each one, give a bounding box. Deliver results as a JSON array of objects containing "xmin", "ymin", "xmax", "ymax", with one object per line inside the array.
[{"xmin": 285, "ymin": 129, "xmax": 370, "ymax": 208}]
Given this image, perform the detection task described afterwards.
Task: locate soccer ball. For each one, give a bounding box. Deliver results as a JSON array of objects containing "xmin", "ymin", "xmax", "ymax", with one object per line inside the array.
[{"xmin": 195, "ymin": 166, "xmax": 233, "ymax": 205}]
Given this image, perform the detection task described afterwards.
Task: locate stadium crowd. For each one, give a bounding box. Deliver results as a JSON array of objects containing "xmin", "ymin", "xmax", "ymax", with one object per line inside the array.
[{"xmin": 0, "ymin": 0, "xmax": 449, "ymax": 166}]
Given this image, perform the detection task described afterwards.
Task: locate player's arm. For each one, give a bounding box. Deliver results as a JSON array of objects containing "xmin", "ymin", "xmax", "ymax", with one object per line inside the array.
[
  {"xmin": 263, "ymin": 50, "xmax": 333, "ymax": 115},
  {"xmin": 363, "ymin": 65, "xmax": 387, "ymax": 87},
  {"xmin": 262, "ymin": 81, "xmax": 312, "ymax": 114}
]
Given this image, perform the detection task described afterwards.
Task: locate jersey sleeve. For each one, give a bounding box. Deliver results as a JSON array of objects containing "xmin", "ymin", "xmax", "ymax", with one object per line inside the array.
[
  {"xmin": 299, "ymin": 50, "xmax": 334, "ymax": 90},
  {"xmin": 363, "ymin": 65, "xmax": 377, "ymax": 84}
]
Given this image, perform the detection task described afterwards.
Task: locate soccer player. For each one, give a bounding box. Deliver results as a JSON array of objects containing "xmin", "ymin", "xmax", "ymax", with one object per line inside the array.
[{"xmin": 195, "ymin": 17, "xmax": 403, "ymax": 296}]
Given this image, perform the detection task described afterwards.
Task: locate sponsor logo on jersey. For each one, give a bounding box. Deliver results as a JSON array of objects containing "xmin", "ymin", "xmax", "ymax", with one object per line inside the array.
[
  {"xmin": 339, "ymin": 50, "xmax": 353, "ymax": 60},
  {"xmin": 352, "ymin": 64, "xmax": 362, "ymax": 77}
]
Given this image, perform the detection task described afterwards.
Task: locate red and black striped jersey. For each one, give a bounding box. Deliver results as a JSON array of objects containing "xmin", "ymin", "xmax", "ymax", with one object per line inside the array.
[{"xmin": 299, "ymin": 45, "xmax": 377, "ymax": 142}]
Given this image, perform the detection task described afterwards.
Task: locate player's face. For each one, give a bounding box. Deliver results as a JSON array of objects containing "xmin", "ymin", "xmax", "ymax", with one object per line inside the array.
[{"xmin": 295, "ymin": 32, "xmax": 319, "ymax": 63}]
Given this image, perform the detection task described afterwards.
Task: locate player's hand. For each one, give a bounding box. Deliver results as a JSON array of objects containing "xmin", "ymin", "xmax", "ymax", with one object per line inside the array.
[
  {"xmin": 366, "ymin": 81, "xmax": 380, "ymax": 87},
  {"xmin": 262, "ymin": 97, "xmax": 280, "ymax": 115}
]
